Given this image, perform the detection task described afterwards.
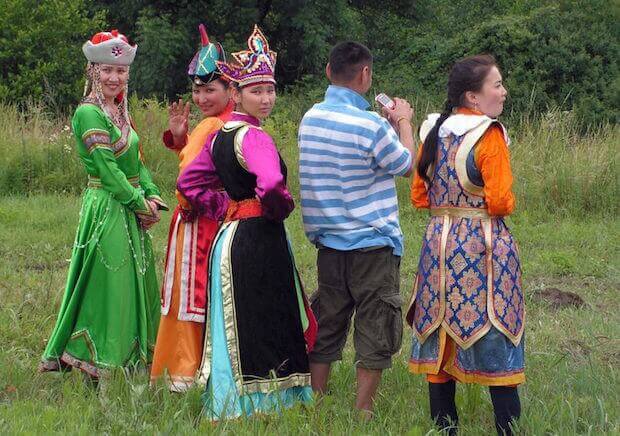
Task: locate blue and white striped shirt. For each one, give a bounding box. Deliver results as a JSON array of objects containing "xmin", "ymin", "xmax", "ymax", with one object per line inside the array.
[{"xmin": 298, "ymin": 85, "xmax": 412, "ymax": 256}]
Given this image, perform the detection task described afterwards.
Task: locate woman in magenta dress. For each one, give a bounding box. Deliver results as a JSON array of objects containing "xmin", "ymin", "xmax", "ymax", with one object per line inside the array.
[{"xmin": 177, "ymin": 25, "xmax": 316, "ymax": 421}]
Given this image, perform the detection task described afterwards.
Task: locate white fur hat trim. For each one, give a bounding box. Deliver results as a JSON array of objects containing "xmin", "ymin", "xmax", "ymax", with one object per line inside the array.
[{"xmin": 82, "ymin": 37, "xmax": 137, "ymax": 65}]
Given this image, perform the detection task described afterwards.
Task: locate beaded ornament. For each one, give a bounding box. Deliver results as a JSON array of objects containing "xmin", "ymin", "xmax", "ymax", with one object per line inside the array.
[{"xmin": 216, "ymin": 25, "xmax": 277, "ymax": 87}]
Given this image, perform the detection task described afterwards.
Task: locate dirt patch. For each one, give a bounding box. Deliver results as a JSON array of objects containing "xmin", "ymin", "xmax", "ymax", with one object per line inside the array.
[{"xmin": 531, "ymin": 287, "xmax": 585, "ymax": 309}]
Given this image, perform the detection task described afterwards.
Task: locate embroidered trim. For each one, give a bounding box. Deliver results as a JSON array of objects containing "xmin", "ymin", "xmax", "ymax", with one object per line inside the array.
[
  {"xmin": 241, "ymin": 373, "xmax": 312, "ymax": 395},
  {"xmin": 430, "ymin": 207, "xmax": 490, "ymax": 219},
  {"xmin": 220, "ymin": 221, "xmax": 244, "ymax": 390},
  {"xmin": 234, "ymin": 125, "xmax": 251, "ymax": 170},
  {"xmin": 405, "ymin": 273, "xmax": 419, "ymax": 328},
  {"xmin": 79, "ymin": 104, "xmax": 132, "ymax": 157},
  {"xmin": 220, "ymin": 120, "xmax": 263, "ymax": 172},
  {"xmin": 82, "ymin": 129, "xmax": 111, "ymax": 152},
  {"xmin": 70, "ymin": 329, "xmax": 99, "ymax": 361},
  {"xmin": 88, "ymin": 175, "xmax": 140, "ymax": 188},
  {"xmin": 182, "ymin": 216, "xmax": 207, "ymax": 320},
  {"xmin": 150, "ymin": 374, "xmax": 196, "ymax": 392},
  {"xmin": 197, "ymin": 223, "xmax": 230, "ymax": 386},
  {"xmin": 178, "ymin": 217, "xmax": 196, "ymax": 320},
  {"xmin": 41, "ymin": 331, "xmax": 151, "ymax": 379},
  {"xmin": 161, "ymin": 207, "xmax": 209, "ymax": 322},
  {"xmin": 60, "ymin": 352, "xmax": 101, "ymax": 378},
  {"xmin": 161, "ymin": 211, "xmax": 181, "ymax": 315}
]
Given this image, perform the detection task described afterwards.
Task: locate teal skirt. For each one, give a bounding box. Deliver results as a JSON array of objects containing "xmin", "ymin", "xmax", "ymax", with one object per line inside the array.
[{"xmin": 202, "ymin": 221, "xmax": 313, "ymax": 420}]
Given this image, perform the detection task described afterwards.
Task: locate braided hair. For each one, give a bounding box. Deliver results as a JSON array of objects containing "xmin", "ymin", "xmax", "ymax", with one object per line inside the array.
[{"xmin": 417, "ymin": 54, "xmax": 497, "ymax": 183}]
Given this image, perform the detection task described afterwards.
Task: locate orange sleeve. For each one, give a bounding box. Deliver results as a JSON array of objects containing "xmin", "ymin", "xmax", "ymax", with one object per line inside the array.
[
  {"xmin": 410, "ymin": 142, "xmax": 430, "ymax": 208},
  {"xmin": 475, "ymin": 125, "xmax": 516, "ymax": 216}
]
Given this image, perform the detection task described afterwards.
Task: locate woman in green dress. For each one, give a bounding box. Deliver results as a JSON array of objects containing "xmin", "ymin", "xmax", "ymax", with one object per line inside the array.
[{"xmin": 39, "ymin": 30, "xmax": 168, "ymax": 378}]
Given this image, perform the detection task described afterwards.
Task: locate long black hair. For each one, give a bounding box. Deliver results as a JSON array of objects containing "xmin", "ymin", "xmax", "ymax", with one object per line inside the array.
[{"xmin": 417, "ymin": 54, "xmax": 498, "ymax": 182}]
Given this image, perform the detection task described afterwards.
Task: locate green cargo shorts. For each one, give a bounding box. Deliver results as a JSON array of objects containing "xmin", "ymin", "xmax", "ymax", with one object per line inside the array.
[{"xmin": 308, "ymin": 246, "xmax": 403, "ymax": 370}]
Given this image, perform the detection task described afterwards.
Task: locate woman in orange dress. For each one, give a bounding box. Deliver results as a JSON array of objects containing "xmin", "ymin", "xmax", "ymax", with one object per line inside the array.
[
  {"xmin": 406, "ymin": 55, "xmax": 524, "ymax": 435},
  {"xmin": 150, "ymin": 24, "xmax": 233, "ymax": 392}
]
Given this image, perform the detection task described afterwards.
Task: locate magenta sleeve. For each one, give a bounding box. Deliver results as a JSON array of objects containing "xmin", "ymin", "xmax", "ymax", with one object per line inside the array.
[
  {"xmin": 241, "ymin": 128, "xmax": 294, "ymax": 222},
  {"xmin": 177, "ymin": 134, "xmax": 229, "ymax": 220}
]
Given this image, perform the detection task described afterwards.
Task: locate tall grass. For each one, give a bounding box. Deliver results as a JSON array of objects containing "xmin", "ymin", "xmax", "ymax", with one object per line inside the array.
[
  {"xmin": 0, "ymin": 96, "xmax": 618, "ymax": 433},
  {"xmin": 0, "ymin": 195, "xmax": 618, "ymax": 434},
  {"xmin": 0, "ymin": 97, "xmax": 617, "ymax": 219},
  {"xmin": 509, "ymin": 110, "xmax": 619, "ymax": 218}
]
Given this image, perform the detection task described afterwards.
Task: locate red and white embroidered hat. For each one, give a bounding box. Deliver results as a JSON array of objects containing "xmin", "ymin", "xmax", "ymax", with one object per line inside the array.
[{"xmin": 82, "ymin": 30, "xmax": 137, "ymax": 65}]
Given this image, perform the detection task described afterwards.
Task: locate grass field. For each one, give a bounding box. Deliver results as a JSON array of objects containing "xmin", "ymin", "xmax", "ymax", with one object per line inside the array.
[{"xmin": 0, "ymin": 100, "xmax": 618, "ymax": 434}]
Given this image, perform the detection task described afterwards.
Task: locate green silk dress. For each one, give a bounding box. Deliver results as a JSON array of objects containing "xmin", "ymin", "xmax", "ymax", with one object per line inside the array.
[{"xmin": 40, "ymin": 103, "xmax": 166, "ymax": 377}]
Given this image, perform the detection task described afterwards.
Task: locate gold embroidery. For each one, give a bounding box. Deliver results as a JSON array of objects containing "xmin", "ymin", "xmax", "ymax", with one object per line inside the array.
[
  {"xmin": 241, "ymin": 373, "xmax": 311, "ymax": 395},
  {"xmin": 219, "ymin": 221, "xmax": 244, "ymax": 389},
  {"xmin": 88, "ymin": 175, "xmax": 140, "ymax": 188},
  {"xmin": 430, "ymin": 207, "xmax": 490, "ymax": 219},
  {"xmin": 234, "ymin": 125, "xmax": 250, "ymax": 170}
]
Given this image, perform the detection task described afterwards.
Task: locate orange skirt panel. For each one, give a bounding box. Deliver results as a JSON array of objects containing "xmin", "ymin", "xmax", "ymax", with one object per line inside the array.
[{"xmin": 150, "ymin": 218, "xmax": 204, "ymax": 392}]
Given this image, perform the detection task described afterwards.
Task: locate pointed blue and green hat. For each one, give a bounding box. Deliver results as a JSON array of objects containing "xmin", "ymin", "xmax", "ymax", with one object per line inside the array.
[{"xmin": 187, "ymin": 24, "xmax": 226, "ymax": 85}]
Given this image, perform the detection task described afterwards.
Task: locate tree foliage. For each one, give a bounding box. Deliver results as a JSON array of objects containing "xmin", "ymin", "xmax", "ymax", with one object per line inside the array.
[
  {"xmin": 367, "ymin": 0, "xmax": 619, "ymax": 124},
  {"xmin": 0, "ymin": 0, "xmax": 617, "ymax": 124},
  {"xmin": 0, "ymin": 0, "xmax": 105, "ymax": 111}
]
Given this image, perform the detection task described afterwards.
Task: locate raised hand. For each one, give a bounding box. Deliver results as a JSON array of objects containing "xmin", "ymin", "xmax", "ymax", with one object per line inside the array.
[{"xmin": 168, "ymin": 98, "xmax": 190, "ymax": 145}]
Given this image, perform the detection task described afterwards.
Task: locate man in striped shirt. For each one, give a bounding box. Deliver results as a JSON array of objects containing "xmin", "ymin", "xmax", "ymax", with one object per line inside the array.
[{"xmin": 298, "ymin": 42, "xmax": 415, "ymax": 417}]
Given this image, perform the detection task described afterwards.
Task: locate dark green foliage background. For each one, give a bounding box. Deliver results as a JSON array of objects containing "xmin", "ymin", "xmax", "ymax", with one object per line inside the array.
[{"xmin": 0, "ymin": 0, "xmax": 618, "ymax": 124}]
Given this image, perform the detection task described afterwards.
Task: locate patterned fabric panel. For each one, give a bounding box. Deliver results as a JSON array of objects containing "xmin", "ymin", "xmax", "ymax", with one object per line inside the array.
[
  {"xmin": 410, "ymin": 327, "xmax": 525, "ymax": 379},
  {"xmin": 409, "ymin": 328, "xmax": 440, "ymax": 365},
  {"xmin": 444, "ymin": 218, "xmax": 490, "ymax": 345},
  {"xmin": 82, "ymin": 130, "xmax": 111, "ymax": 152},
  {"xmin": 429, "ymin": 135, "xmax": 485, "ymax": 208},
  {"xmin": 428, "ymin": 137, "xmax": 449, "ymax": 206},
  {"xmin": 454, "ymin": 326, "xmax": 525, "ymax": 375},
  {"xmin": 413, "ymin": 217, "xmax": 443, "ymax": 336},
  {"xmin": 491, "ymin": 219, "xmax": 524, "ymax": 341},
  {"xmin": 414, "ymin": 130, "xmax": 523, "ymax": 348}
]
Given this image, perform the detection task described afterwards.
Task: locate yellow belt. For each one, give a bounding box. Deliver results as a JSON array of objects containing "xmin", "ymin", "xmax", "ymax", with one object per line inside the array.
[
  {"xmin": 430, "ymin": 207, "xmax": 490, "ymax": 219},
  {"xmin": 88, "ymin": 175, "xmax": 140, "ymax": 188}
]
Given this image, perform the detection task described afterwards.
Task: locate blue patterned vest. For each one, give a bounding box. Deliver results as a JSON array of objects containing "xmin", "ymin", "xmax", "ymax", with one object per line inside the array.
[{"xmin": 407, "ymin": 118, "xmax": 524, "ymax": 349}]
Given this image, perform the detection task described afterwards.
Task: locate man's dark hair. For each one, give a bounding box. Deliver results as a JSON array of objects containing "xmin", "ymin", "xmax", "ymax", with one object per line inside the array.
[{"xmin": 328, "ymin": 42, "xmax": 373, "ymax": 83}]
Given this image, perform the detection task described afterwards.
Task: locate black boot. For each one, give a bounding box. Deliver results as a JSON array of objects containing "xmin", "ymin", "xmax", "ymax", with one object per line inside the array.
[
  {"xmin": 489, "ymin": 386, "xmax": 521, "ymax": 436},
  {"xmin": 429, "ymin": 381, "xmax": 458, "ymax": 435}
]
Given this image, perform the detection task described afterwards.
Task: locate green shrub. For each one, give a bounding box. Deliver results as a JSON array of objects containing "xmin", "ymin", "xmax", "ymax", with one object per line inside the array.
[
  {"xmin": 1, "ymin": 0, "xmax": 617, "ymax": 124},
  {"xmin": 0, "ymin": 0, "xmax": 105, "ymax": 111},
  {"xmin": 0, "ymin": 99, "xmax": 617, "ymax": 220},
  {"xmin": 367, "ymin": 0, "xmax": 619, "ymax": 126}
]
